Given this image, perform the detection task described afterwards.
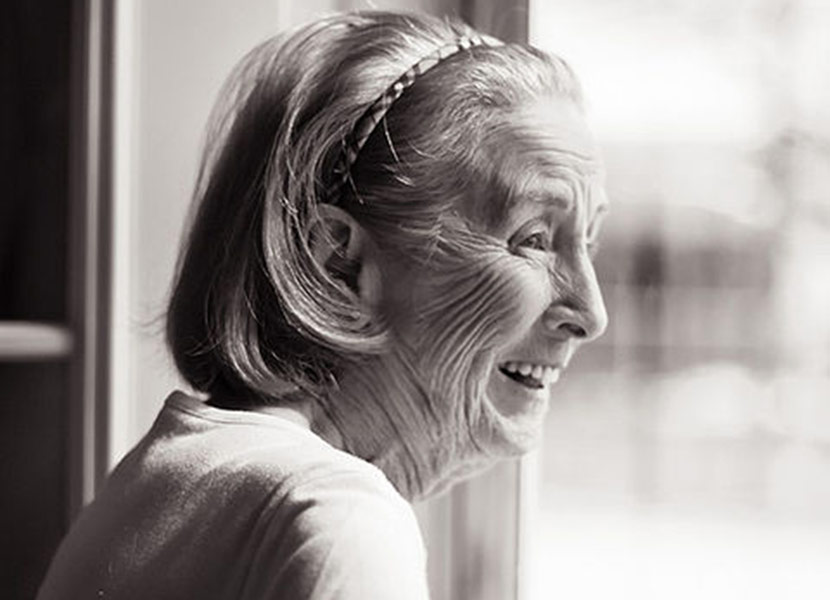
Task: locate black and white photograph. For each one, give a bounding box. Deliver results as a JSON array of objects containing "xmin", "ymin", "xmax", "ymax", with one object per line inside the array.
[{"xmin": 3, "ymin": 1, "xmax": 829, "ymax": 598}]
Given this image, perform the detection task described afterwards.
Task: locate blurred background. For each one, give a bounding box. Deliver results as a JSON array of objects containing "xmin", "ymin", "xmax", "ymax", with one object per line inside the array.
[
  {"xmin": 1, "ymin": 0, "xmax": 828, "ymax": 598},
  {"xmin": 528, "ymin": 1, "xmax": 830, "ymax": 598}
]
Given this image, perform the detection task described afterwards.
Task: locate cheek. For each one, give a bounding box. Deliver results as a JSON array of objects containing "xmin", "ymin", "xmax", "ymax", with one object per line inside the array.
[
  {"xmin": 498, "ymin": 260, "xmax": 552, "ymax": 344},
  {"xmin": 410, "ymin": 253, "xmax": 551, "ymax": 376}
]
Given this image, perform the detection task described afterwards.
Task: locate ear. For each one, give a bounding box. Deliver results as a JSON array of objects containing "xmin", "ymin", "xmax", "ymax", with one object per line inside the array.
[{"xmin": 306, "ymin": 204, "xmax": 382, "ymax": 309}]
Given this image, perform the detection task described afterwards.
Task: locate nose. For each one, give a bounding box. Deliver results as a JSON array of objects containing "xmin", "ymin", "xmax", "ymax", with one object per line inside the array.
[{"xmin": 542, "ymin": 251, "xmax": 608, "ymax": 342}]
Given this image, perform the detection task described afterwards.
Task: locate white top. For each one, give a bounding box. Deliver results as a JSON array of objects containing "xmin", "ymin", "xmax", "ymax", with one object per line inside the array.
[{"xmin": 37, "ymin": 391, "xmax": 429, "ymax": 599}]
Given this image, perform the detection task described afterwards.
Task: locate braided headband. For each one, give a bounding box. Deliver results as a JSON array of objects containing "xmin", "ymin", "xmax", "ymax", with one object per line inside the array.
[{"xmin": 327, "ymin": 34, "xmax": 502, "ymax": 201}]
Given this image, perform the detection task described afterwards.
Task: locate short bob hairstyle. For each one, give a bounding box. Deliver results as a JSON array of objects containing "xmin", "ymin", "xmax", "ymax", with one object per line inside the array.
[{"xmin": 167, "ymin": 11, "xmax": 584, "ymax": 406}]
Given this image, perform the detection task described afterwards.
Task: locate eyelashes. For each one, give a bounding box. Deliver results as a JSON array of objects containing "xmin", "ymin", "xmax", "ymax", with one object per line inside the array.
[
  {"xmin": 515, "ymin": 230, "xmax": 551, "ymax": 253},
  {"xmin": 508, "ymin": 223, "xmax": 603, "ymax": 260},
  {"xmin": 508, "ymin": 219, "xmax": 554, "ymax": 257}
]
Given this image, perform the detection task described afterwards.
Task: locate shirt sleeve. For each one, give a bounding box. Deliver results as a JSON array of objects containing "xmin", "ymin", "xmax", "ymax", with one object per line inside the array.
[{"xmin": 241, "ymin": 467, "xmax": 430, "ymax": 600}]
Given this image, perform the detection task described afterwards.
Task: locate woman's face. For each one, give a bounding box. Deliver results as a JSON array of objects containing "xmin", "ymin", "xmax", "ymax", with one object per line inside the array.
[
  {"xmin": 475, "ymin": 97, "xmax": 608, "ymax": 426},
  {"xmin": 386, "ymin": 95, "xmax": 608, "ymax": 449}
]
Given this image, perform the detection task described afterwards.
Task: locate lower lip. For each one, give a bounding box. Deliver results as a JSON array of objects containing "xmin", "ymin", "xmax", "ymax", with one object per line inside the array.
[{"xmin": 489, "ymin": 366, "xmax": 562, "ymax": 417}]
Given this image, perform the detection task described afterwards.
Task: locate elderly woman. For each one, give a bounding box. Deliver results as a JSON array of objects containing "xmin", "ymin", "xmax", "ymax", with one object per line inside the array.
[{"xmin": 38, "ymin": 10, "xmax": 607, "ymax": 600}]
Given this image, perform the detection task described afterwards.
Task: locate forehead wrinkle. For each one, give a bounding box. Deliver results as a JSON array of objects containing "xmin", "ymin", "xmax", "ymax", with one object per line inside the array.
[
  {"xmin": 469, "ymin": 164, "xmax": 572, "ymax": 235},
  {"xmin": 536, "ymin": 150, "xmax": 602, "ymax": 181},
  {"xmin": 513, "ymin": 114, "xmax": 602, "ymax": 172},
  {"xmin": 505, "ymin": 132, "xmax": 602, "ymax": 208},
  {"xmin": 501, "ymin": 159, "xmax": 604, "ymax": 224},
  {"xmin": 461, "ymin": 112, "xmax": 604, "ymax": 234}
]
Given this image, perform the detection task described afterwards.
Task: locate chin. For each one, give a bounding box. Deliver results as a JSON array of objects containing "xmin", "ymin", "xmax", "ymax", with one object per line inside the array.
[{"xmin": 479, "ymin": 370, "xmax": 551, "ymax": 456}]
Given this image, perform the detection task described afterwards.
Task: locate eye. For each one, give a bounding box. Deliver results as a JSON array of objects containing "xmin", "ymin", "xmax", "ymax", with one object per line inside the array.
[
  {"xmin": 507, "ymin": 215, "xmax": 555, "ymax": 257},
  {"xmin": 509, "ymin": 224, "xmax": 553, "ymax": 256},
  {"xmin": 518, "ymin": 231, "xmax": 550, "ymax": 251}
]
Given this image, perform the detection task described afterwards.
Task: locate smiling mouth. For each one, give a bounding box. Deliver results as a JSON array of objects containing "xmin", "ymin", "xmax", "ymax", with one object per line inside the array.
[{"xmin": 498, "ymin": 362, "xmax": 561, "ymax": 389}]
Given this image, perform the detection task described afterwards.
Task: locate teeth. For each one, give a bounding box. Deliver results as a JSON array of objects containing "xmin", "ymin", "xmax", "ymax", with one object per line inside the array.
[
  {"xmin": 500, "ymin": 362, "xmax": 561, "ymax": 386},
  {"xmin": 543, "ymin": 366, "xmax": 560, "ymax": 386}
]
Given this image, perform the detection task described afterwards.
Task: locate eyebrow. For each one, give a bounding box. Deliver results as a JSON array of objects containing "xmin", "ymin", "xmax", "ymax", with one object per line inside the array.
[
  {"xmin": 471, "ymin": 118, "xmax": 605, "ymax": 220},
  {"xmin": 474, "ymin": 172, "xmax": 561, "ymax": 233},
  {"xmin": 523, "ymin": 181, "xmax": 576, "ymax": 212},
  {"xmin": 537, "ymin": 147, "xmax": 603, "ymax": 177},
  {"xmin": 510, "ymin": 168, "xmax": 593, "ymax": 215},
  {"xmin": 493, "ymin": 166, "xmax": 609, "ymax": 234},
  {"xmin": 471, "ymin": 131, "xmax": 606, "ymax": 231}
]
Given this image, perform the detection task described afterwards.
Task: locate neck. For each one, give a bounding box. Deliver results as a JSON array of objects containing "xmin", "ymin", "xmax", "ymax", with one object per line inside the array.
[{"xmin": 310, "ymin": 350, "xmax": 506, "ymax": 501}]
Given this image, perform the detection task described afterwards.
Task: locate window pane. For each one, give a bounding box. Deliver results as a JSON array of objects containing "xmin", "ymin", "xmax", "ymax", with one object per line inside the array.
[{"xmin": 527, "ymin": 1, "xmax": 830, "ymax": 598}]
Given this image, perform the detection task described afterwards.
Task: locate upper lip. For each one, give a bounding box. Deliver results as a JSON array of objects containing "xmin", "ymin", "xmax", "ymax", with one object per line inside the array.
[{"xmin": 498, "ymin": 342, "xmax": 573, "ymax": 371}]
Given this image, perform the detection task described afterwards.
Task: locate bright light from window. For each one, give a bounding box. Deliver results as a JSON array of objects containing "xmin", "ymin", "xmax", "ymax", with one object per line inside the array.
[
  {"xmin": 530, "ymin": 2, "xmax": 764, "ymax": 143},
  {"xmin": 525, "ymin": 2, "xmax": 830, "ymax": 599}
]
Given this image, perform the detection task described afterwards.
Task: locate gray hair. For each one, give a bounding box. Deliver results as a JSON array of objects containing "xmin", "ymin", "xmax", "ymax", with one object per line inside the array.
[{"xmin": 166, "ymin": 10, "xmax": 583, "ymax": 405}]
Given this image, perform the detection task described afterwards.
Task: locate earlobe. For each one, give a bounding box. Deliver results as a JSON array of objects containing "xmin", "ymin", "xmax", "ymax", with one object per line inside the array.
[{"xmin": 306, "ymin": 204, "xmax": 382, "ymax": 309}]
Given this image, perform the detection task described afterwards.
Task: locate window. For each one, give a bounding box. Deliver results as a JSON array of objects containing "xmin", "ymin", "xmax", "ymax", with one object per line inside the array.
[
  {"xmin": 22, "ymin": 2, "xmax": 828, "ymax": 599},
  {"xmin": 0, "ymin": 1, "xmax": 110, "ymax": 595},
  {"xmin": 524, "ymin": 1, "xmax": 830, "ymax": 598}
]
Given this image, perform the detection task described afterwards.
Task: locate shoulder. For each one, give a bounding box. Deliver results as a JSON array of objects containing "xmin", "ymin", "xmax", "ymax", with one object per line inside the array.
[
  {"xmin": 289, "ymin": 452, "xmax": 421, "ymax": 551},
  {"xmin": 139, "ymin": 394, "xmax": 430, "ymax": 598},
  {"xmin": 244, "ymin": 450, "xmax": 430, "ymax": 599},
  {"xmin": 269, "ymin": 448, "xmax": 425, "ymax": 562}
]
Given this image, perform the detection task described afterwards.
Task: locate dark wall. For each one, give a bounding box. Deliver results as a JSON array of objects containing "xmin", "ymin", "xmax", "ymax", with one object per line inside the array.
[{"xmin": 1, "ymin": 1, "xmax": 72, "ymax": 597}]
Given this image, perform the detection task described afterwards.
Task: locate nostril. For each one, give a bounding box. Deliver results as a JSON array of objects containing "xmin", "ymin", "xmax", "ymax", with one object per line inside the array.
[{"xmin": 558, "ymin": 322, "xmax": 586, "ymax": 338}]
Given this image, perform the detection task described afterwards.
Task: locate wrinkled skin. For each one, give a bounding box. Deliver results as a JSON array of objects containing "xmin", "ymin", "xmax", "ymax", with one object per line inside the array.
[{"xmin": 315, "ymin": 97, "xmax": 609, "ymax": 500}]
